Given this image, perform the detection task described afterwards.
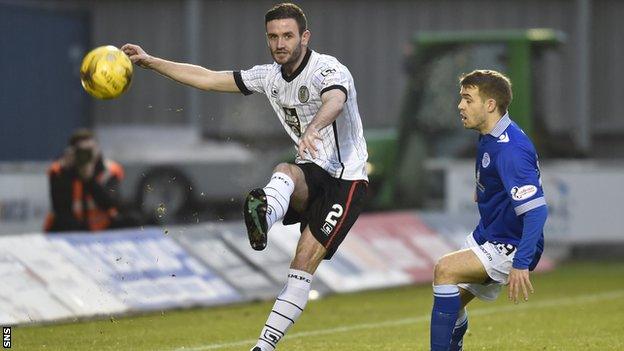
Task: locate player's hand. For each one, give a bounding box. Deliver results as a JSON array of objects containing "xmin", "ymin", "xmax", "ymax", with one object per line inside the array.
[
  {"xmin": 121, "ymin": 43, "xmax": 154, "ymax": 69},
  {"xmin": 298, "ymin": 125, "xmax": 322, "ymax": 159},
  {"xmin": 508, "ymin": 268, "xmax": 534, "ymax": 304}
]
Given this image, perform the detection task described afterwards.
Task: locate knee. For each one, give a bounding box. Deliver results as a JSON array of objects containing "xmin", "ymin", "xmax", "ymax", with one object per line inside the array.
[
  {"xmin": 273, "ymin": 163, "xmax": 297, "ymax": 178},
  {"xmin": 433, "ymin": 256, "xmax": 454, "ymax": 284}
]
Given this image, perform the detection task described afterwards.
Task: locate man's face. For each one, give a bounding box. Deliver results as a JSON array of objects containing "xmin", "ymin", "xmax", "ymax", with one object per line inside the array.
[
  {"xmin": 458, "ymin": 85, "xmax": 488, "ymax": 131},
  {"xmin": 266, "ymin": 18, "xmax": 309, "ymax": 65},
  {"xmin": 74, "ymin": 138, "xmax": 98, "ymax": 166}
]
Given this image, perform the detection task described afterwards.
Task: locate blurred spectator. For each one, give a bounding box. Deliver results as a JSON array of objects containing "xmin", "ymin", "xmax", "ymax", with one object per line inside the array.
[{"xmin": 44, "ymin": 129, "xmax": 136, "ymax": 232}]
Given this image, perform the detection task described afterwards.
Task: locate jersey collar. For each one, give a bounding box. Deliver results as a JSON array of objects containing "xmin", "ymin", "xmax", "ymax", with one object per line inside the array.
[
  {"xmin": 489, "ymin": 112, "xmax": 511, "ymax": 138},
  {"xmin": 281, "ymin": 47, "xmax": 312, "ymax": 82}
]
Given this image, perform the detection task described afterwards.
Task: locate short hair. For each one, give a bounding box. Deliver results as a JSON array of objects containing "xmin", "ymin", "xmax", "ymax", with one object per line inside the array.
[
  {"xmin": 265, "ymin": 3, "xmax": 307, "ymax": 35},
  {"xmin": 459, "ymin": 70, "xmax": 513, "ymax": 114},
  {"xmin": 69, "ymin": 128, "xmax": 95, "ymax": 147}
]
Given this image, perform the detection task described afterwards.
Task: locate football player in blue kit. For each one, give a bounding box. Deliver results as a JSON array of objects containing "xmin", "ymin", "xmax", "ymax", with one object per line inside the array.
[{"xmin": 429, "ymin": 70, "xmax": 549, "ymax": 351}]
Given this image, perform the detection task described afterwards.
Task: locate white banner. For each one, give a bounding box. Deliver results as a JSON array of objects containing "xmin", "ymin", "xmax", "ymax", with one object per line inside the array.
[
  {"xmin": 48, "ymin": 229, "xmax": 242, "ymax": 310},
  {"xmin": 0, "ymin": 234, "xmax": 127, "ymax": 325},
  {"xmin": 220, "ymin": 223, "xmax": 295, "ymax": 285},
  {"xmin": 270, "ymin": 222, "xmax": 413, "ymax": 293},
  {"xmin": 444, "ymin": 160, "xmax": 624, "ymax": 243},
  {"xmin": 173, "ymin": 224, "xmax": 280, "ymax": 300}
]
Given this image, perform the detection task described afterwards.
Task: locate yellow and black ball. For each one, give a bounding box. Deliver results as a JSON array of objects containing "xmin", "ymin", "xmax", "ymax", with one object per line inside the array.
[{"xmin": 80, "ymin": 45, "xmax": 132, "ymax": 99}]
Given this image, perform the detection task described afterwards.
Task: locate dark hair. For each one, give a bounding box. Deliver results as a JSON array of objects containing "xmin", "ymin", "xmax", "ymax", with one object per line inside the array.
[
  {"xmin": 265, "ymin": 3, "xmax": 307, "ymax": 35},
  {"xmin": 460, "ymin": 70, "xmax": 513, "ymax": 114},
  {"xmin": 69, "ymin": 128, "xmax": 95, "ymax": 147}
]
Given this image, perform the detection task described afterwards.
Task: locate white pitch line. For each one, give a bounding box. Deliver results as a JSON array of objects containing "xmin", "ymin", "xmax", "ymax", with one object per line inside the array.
[{"xmin": 169, "ymin": 289, "xmax": 624, "ymax": 351}]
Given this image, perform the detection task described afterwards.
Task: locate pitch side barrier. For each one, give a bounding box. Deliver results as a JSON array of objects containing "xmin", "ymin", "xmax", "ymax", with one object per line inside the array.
[
  {"xmin": 0, "ymin": 211, "xmax": 554, "ymax": 325},
  {"xmin": 169, "ymin": 212, "xmax": 459, "ymax": 296},
  {"xmin": 0, "ymin": 228, "xmax": 241, "ymax": 325},
  {"xmin": 437, "ymin": 159, "xmax": 624, "ymax": 244}
]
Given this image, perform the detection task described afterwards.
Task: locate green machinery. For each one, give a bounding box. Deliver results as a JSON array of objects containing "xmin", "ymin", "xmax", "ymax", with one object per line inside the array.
[{"xmin": 366, "ymin": 29, "xmax": 565, "ymax": 210}]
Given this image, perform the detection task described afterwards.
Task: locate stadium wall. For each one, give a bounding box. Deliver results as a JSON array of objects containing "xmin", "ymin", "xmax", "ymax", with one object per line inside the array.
[
  {"xmin": 80, "ymin": 0, "xmax": 624, "ymax": 143},
  {"xmin": 3, "ymin": 0, "xmax": 624, "ymax": 156}
]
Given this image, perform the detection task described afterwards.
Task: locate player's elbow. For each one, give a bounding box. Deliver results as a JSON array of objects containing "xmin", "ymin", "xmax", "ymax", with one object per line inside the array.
[
  {"xmin": 330, "ymin": 98, "xmax": 345, "ymax": 115},
  {"xmin": 334, "ymin": 102, "xmax": 345, "ymax": 115}
]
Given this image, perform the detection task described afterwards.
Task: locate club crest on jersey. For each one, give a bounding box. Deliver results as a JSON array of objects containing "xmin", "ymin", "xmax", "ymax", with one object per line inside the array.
[
  {"xmin": 482, "ymin": 152, "xmax": 490, "ymax": 168},
  {"xmin": 298, "ymin": 85, "xmax": 309, "ymax": 103}
]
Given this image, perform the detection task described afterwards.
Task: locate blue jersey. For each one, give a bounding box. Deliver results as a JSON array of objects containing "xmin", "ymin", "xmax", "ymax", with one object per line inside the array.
[{"xmin": 473, "ymin": 113, "xmax": 547, "ymax": 270}]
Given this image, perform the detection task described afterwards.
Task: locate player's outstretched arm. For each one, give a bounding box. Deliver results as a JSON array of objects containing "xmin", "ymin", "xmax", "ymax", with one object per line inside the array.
[{"xmin": 121, "ymin": 43, "xmax": 240, "ymax": 93}]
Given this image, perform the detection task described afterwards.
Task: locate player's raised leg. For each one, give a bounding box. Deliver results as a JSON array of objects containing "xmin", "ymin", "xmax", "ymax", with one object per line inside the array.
[
  {"xmin": 251, "ymin": 227, "xmax": 326, "ymax": 351},
  {"xmin": 430, "ymin": 249, "xmax": 487, "ymax": 351},
  {"xmin": 244, "ymin": 163, "xmax": 308, "ymax": 250}
]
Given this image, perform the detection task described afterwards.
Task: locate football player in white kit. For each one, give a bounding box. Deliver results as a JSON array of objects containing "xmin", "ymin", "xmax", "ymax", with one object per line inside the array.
[{"xmin": 122, "ymin": 3, "xmax": 368, "ymax": 350}]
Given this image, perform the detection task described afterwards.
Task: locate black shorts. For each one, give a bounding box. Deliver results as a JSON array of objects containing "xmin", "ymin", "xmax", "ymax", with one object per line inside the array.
[{"xmin": 283, "ymin": 163, "xmax": 368, "ymax": 260}]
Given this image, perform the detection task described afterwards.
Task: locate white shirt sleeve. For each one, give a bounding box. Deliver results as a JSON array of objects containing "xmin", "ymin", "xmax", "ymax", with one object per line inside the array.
[
  {"xmin": 313, "ymin": 64, "xmax": 350, "ymax": 99},
  {"xmin": 234, "ymin": 64, "xmax": 273, "ymax": 96}
]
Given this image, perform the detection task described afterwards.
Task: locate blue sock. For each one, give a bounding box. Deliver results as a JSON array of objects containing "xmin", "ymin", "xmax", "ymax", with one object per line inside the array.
[
  {"xmin": 430, "ymin": 284, "xmax": 461, "ymax": 351},
  {"xmin": 450, "ymin": 308, "xmax": 468, "ymax": 351}
]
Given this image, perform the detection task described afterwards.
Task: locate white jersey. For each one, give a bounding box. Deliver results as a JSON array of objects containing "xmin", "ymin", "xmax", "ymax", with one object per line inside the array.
[{"xmin": 234, "ymin": 49, "xmax": 368, "ymax": 181}]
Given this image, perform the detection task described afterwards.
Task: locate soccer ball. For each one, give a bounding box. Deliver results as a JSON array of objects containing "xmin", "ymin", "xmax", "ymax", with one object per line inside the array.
[{"xmin": 80, "ymin": 45, "xmax": 133, "ymax": 99}]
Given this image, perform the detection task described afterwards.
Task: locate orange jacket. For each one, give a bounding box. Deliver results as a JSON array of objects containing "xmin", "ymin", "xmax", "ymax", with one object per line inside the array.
[{"xmin": 44, "ymin": 158, "xmax": 124, "ymax": 232}]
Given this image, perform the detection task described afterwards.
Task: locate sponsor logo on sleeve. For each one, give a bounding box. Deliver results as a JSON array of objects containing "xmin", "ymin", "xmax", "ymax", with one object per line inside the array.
[
  {"xmin": 320, "ymin": 68, "xmax": 337, "ymax": 77},
  {"xmin": 510, "ymin": 185, "xmax": 538, "ymax": 201}
]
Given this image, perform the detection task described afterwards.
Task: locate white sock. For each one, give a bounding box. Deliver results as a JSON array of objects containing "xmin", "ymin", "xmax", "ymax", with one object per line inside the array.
[
  {"xmin": 263, "ymin": 172, "xmax": 295, "ymax": 229},
  {"xmin": 254, "ymin": 269, "xmax": 312, "ymax": 351}
]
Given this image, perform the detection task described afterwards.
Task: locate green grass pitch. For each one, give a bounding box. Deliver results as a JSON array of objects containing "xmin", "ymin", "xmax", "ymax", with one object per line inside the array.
[{"xmin": 14, "ymin": 262, "xmax": 624, "ymax": 350}]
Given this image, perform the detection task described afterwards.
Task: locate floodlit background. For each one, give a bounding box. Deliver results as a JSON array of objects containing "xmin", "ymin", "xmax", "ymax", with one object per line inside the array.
[{"xmin": 0, "ymin": 0, "xmax": 623, "ymax": 350}]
